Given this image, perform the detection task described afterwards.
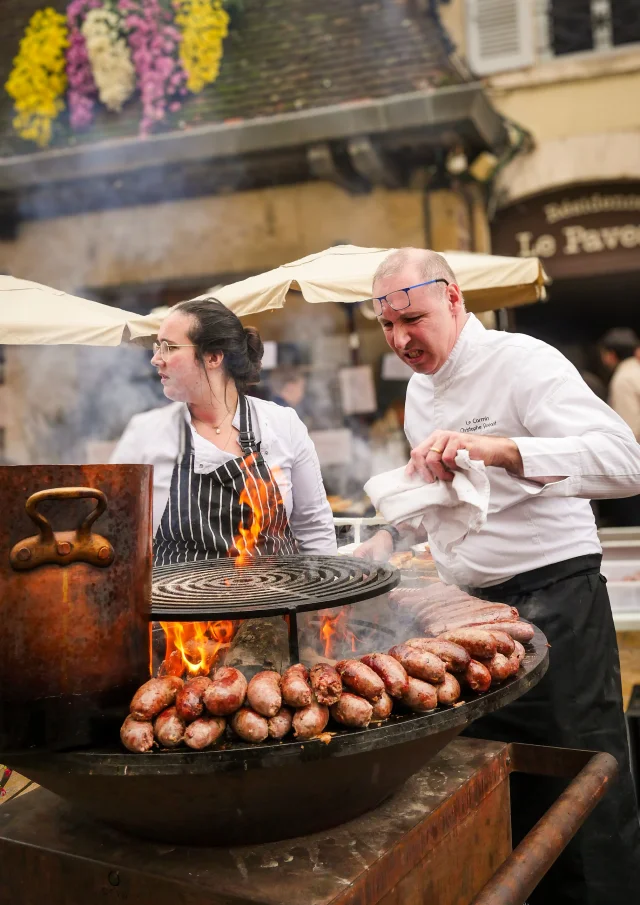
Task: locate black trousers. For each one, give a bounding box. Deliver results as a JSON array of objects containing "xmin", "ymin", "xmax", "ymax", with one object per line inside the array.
[{"xmin": 465, "ymin": 555, "xmax": 640, "ymax": 905}]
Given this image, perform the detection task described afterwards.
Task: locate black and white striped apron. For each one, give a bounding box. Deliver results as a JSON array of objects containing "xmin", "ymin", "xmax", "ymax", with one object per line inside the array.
[{"xmin": 153, "ymin": 395, "xmax": 299, "ymax": 566}]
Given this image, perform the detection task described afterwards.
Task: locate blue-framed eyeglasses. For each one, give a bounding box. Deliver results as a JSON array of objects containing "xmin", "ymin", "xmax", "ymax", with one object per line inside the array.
[{"xmin": 371, "ymin": 278, "xmax": 450, "ymax": 316}]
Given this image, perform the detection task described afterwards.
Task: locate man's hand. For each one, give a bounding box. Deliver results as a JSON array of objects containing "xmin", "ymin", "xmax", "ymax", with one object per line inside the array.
[
  {"xmin": 353, "ymin": 529, "xmax": 394, "ymax": 562},
  {"xmin": 407, "ymin": 430, "xmax": 523, "ymax": 483}
]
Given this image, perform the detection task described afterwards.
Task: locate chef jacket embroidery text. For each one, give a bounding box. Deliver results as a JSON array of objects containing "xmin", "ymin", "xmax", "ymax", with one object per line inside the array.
[{"xmin": 460, "ymin": 416, "xmax": 497, "ymax": 434}]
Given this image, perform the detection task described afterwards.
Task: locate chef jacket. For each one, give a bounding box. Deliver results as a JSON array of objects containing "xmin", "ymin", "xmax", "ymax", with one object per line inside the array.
[
  {"xmin": 110, "ymin": 396, "xmax": 337, "ymax": 554},
  {"xmin": 405, "ymin": 314, "xmax": 640, "ymax": 588}
]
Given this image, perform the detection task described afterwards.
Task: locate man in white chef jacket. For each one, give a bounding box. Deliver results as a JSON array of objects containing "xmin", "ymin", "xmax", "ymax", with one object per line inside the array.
[{"xmin": 355, "ymin": 248, "xmax": 640, "ymax": 905}]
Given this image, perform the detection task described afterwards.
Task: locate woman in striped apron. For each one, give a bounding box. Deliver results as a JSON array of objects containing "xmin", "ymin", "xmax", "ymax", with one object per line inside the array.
[{"xmin": 112, "ymin": 298, "xmax": 336, "ymax": 564}]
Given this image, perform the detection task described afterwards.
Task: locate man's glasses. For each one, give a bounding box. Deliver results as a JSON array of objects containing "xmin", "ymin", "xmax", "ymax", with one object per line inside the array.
[
  {"xmin": 371, "ymin": 278, "xmax": 450, "ymax": 316},
  {"xmin": 152, "ymin": 341, "xmax": 195, "ymax": 361}
]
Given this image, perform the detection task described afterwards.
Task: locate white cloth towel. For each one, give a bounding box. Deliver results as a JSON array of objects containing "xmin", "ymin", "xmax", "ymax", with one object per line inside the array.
[{"xmin": 364, "ymin": 450, "xmax": 490, "ymax": 553}]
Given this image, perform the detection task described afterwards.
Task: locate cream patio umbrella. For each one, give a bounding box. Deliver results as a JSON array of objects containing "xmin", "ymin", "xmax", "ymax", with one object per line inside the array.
[
  {"xmin": 0, "ymin": 275, "xmax": 140, "ymax": 345},
  {"xmin": 126, "ymin": 245, "xmax": 549, "ymax": 340}
]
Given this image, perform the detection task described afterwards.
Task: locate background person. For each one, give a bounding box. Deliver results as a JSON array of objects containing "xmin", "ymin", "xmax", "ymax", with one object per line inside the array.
[
  {"xmin": 599, "ymin": 327, "xmax": 640, "ymax": 525},
  {"xmin": 354, "ymin": 247, "xmax": 640, "ymax": 905}
]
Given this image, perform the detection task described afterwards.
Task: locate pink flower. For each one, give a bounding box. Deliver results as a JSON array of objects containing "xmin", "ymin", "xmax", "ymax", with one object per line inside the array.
[
  {"xmin": 119, "ymin": 0, "xmax": 187, "ymax": 134},
  {"xmin": 66, "ymin": 0, "xmax": 101, "ymax": 130}
]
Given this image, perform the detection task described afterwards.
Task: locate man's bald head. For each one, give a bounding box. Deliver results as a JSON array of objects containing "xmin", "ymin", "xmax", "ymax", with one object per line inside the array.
[
  {"xmin": 372, "ymin": 247, "xmax": 468, "ymax": 375},
  {"xmin": 373, "ymin": 248, "xmax": 460, "ymax": 299}
]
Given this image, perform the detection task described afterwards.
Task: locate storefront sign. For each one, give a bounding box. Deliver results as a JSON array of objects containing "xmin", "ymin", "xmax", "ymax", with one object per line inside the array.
[{"xmin": 491, "ymin": 183, "xmax": 640, "ymax": 279}]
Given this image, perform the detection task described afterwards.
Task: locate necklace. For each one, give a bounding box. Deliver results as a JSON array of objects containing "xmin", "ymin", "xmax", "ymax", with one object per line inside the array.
[{"xmin": 193, "ymin": 410, "xmax": 232, "ymax": 435}]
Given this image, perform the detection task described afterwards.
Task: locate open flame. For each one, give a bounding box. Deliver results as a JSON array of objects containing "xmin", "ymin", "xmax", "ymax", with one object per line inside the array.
[
  {"xmin": 233, "ymin": 458, "xmax": 285, "ymax": 565},
  {"xmin": 160, "ymin": 620, "xmax": 236, "ymax": 676},
  {"xmin": 319, "ymin": 608, "xmax": 360, "ymax": 659}
]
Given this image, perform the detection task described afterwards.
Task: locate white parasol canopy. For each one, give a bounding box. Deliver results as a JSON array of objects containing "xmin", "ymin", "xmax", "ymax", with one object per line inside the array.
[
  {"xmin": 127, "ymin": 245, "xmax": 550, "ymax": 340},
  {"xmin": 0, "ymin": 275, "xmax": 141, "ymax": 346}
]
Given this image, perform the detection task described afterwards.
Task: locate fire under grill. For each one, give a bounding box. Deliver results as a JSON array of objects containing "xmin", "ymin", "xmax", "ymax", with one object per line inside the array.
[{"xmin": 151, "ymin": 554, "xmax": 400, "ymax": 666}]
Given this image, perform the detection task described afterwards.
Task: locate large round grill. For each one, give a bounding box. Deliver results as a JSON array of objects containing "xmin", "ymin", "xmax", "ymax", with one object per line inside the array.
[{"xmin": 151, "ymin": 554, "xmax": 399, "ymax": 620}]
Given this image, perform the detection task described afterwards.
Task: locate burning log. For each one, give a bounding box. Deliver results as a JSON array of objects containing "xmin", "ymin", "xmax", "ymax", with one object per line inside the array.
[{"xmin": 224, "ymin": 616, "xmax": 290, "ymax": 677}]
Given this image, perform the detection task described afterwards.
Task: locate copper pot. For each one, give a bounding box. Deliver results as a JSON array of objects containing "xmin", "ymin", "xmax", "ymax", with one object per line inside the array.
[{"xmin": 0, "ymin": 465, "xmax": 152, "ymax": 753}]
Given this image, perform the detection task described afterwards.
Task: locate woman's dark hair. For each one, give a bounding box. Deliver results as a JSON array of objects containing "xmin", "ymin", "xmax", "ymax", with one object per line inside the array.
[{"xmin": 174, "ymin": 297, "xmax": 264, "ymax": 392}]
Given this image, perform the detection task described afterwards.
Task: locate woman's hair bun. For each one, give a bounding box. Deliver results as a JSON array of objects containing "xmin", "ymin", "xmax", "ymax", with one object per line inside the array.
[
  {"xmin": 244, "ymin": 325, "xmax": 264, "ymax": 364},
  {"xmin": 172, "ymin": 298, "xmax": 264, "ymax": 391}
]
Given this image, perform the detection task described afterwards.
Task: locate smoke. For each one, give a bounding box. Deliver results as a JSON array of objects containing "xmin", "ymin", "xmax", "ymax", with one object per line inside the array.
[{"xmin": 12, "ymin": 343, "xmax": 164, "ymax": 464}]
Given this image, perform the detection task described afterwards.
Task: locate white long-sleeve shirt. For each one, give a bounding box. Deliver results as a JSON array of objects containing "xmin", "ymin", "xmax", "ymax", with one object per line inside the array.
[
  {"xmin": 405, "ymin": 314, "xmax": 640, "ymax": 588},
  {"xmin": 110, "ymin": 397, "xmax": 337, "ymax": 554}
]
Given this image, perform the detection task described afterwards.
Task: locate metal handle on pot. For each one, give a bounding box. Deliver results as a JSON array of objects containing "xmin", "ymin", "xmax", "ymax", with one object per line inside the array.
[{"xmin": 9, "ymin": 486, "xmax": 115, "ymax": 571}]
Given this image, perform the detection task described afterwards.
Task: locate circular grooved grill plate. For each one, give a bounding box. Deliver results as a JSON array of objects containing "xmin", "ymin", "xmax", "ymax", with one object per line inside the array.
[{"xmin": 151, "ymin": 555, "xmax": 399, "ymax": 620}]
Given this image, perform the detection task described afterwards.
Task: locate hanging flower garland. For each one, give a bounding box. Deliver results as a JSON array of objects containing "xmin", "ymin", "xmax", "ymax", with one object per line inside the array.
[
  {"xmin": 6, "ymin": 1, "xmax": 235, "ymax": 146},
  {"xmin": 81, "ymin": 3, "xmax": 136, "ymax": 112},
  {"xmin": 4, "ymin": 8, "xmax": 69, "ymax": 148},
  {"xmin": 118, "ymin": 0, "xmax": 188, "ymax": 135},
  {"xmin": 66, "ymin": 0, "xmax": 101, "ymax": 130},
  {"xmin": 174, "ymin": 0, "xmax": 229, "ymax": 94}
]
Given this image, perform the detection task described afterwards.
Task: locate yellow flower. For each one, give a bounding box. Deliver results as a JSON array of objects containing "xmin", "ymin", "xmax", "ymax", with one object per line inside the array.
[
  {"xmin": 175, "ymin": 0, "xmax": 229, "ymax": 94},
  {"xmin": 5, "ymin": 8, "xmax": 69, "ymax": 148}
]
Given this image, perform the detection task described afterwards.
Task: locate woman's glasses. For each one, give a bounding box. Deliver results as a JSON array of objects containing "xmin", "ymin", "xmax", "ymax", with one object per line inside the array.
[{"xmin": 152, "ymin": 341, "xmax": 195, "ymax": 361}]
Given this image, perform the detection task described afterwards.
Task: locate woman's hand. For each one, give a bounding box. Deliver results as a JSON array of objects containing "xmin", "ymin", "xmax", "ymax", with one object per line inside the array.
[{"xmin": 406, "ymin": 431, "xmax": 523, "ymax": 483}]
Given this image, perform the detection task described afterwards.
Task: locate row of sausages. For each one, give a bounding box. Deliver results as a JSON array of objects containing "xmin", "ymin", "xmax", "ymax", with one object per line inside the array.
[
  {"xmin": 388, "ymin": 582, "xmax": 536, "ymax": 642},
  {"xmin": 120, "ymin": 627, "xmax": 527, "ymax": 753}
]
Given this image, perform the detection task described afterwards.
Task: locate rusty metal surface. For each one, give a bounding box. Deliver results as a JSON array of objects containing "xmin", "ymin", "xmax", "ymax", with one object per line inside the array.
[
  {"xmin": 10, "ymin": 487, "xmax": 115, "ymax": 570},
  {"xmin": 0, "ymin": 465, "xmax": 153, "ymax": 753},
  {"xmin": 0, "ymin": 738, "xmax": 511, "ymax": 905},
  {"xmin": 470, "ymin": 746, "xmax": 619, "ymax": 905}
]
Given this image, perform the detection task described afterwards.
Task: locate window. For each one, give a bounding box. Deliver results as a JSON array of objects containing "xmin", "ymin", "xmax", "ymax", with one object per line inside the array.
[
  {"xmin": 465, "ymin": 0, "xmax": 640, "ymax": 75},
  {"xmin": 540, "ymin": 0, "xmax": 640, "ymax": 59}
]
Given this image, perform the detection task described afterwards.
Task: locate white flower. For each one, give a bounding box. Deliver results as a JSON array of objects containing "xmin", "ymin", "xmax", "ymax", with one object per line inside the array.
[{"xmin": 82, "ymin": 7, "xmax": 135, "ymax": 112}]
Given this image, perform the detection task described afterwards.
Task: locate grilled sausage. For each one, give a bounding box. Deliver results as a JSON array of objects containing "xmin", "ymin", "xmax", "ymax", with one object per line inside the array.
[
  {"xmin": 309, "ymin": 664, "xmax": 342, "ymax": 705},
  {"xmin": 437, "ymin": 629, "xmax": 498, "ymax": 660},
  {"xmin": 158, "ymin": 649, "xmax": 186, "ymax": 678},
  {"xmin": 480, "ymin": 653, "xmax": 513, "ymax": 684},
  {"xmin": 388, "ymin": 644, "xmax": 446, "ymax": 684},
  {"xmin": 292, "ymin": 702, "xmax": 330, "ymax": 739},
  {"xmin": 120, "ymin": 715, "xmax": 154, "ymax": 752},
  {"xmin": 154, "ymin": 706, "xmax": 185, "ymax": 748},
  {"xmin": 247, "ymin": 670, "xmax": 282, "ymax": 717},
  {"xmin": 437, "ymin": 672, "xmax": 461, "ymax": 706},
  {"xmin": 130, "ymin": 676, "xmax": 184, "ymax": 721},
  {"xmin": 506, "ymin": 652, "xmax": 522, "ymax": 676},
  {"xmin": 268, "ymin": 707, "xmax": 293, "ymax": 740},
  {"xmin": 488, "ymin": 630, "xmax": 515, "ymax": 657},
  {"xmin": 330, "ymin": 693, "xmax": 373, "ymax": 728},
  {"xmin": 421, "ymin": 607, "xmax": 520, "ymax": 635},
  {"xmin": 175, "ymin": 676, "xmax": 212, "ymax": 722},
  {"xmin": 336, "ymin": 659, "xmax": 385, "ymax": 702},
  {"xmin": 400, "ymin": 676, "xmax": 438, "ymax": 712},
  {"xmin": 360, "ymin": 653, "xmax": 410, "ymax": 698},
  {"xmin": 230, "ymin": 708, "xmax": 269, "ymax": 743},
  {"xmin": 513, "ymin": 639, "xmax": 526, "ymax": 663},
  {"xmin": 281, "ymin": 664, "xmax": 313, "ymax": 708},
  {"xmin": 462, "ymin": 660, "xmax": 492, "ymax": 693},
  {"xmin": 404, "ymin": 638, "xmax": 470, "ymax": 674},
  {"xmin": 370, "ymin": 691, "xmax": 394, "ymax": 721},
  {"xmin": 470, "ymin": 621, "xmax": 535, "ymax": 643},
  {"xmin": 204, "ymin": 667, "xmax": 248, "ymax": 716},
  {"xmin": 184, "ymin": 716, "xmax": 226, "ymax": 750}
]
